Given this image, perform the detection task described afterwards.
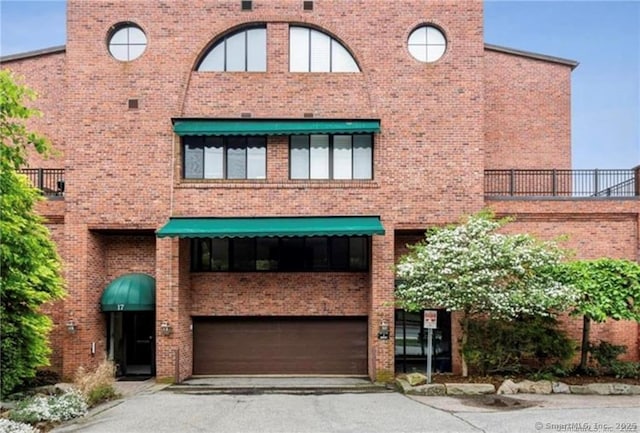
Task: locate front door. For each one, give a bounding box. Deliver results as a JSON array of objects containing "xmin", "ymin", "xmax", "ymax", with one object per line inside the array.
[{"xmin": 108, "ymin": 311, "xmax": 155, "ymax": 376}]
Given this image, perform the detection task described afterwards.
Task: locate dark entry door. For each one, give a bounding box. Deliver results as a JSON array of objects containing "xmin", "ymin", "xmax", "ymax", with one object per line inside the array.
[
  {"xmin": 124, "ymin": 312, "xmax": 154, "ymax": 375},
  {"xmin": 193, "ymin": 317, "xmax": 367, "ymax": 375}
]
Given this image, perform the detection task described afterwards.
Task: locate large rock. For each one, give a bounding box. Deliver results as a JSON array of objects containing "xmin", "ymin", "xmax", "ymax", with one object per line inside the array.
[
  {"xmin": 552, "ymin": 381, "xmax": 570, "ymax": 394},
  {"xmin": 409, "ymin": 384, "xmax": 446, "ymax": 396},
  {"xmin": 516, "ymin": 380, "xmax": 552, "ymax": 394},
  {"xmin": 497, "ymin": 379, "xmax": 519, "ymax": 395},
  {"xmin": 394, "ymin": 378, "xmax": 413, "ymax": 394},
  {"xmin": 405, "ymin": 373, "xmax": 427, "ymax": 386},
  {"xmin": 445, "ymin": 383, "xmax": 495, "ymax": 395}
]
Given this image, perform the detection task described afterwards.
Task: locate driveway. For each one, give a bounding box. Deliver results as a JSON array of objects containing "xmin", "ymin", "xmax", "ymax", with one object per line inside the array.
[{"xmin": 52, "ymin": 389, "xmax": 640, "ymax": 433}]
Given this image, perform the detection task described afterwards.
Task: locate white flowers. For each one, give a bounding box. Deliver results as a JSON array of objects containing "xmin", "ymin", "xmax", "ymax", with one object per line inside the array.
[{"xmin": 395, "ymin": 212, "xmax": 577, "ymax": 319}]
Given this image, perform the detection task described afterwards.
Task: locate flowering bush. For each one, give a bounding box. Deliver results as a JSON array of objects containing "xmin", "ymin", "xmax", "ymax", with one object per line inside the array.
[
  {"xmin": 8, "ymin": 389, "xmax": 88, "ymax": 424},
  {"xmin": 0, "ymin": 419, "xmax": 39, "ymax": 433},
  {"xmin": 396, "ymin": 211, "xmax": 577, "ymax": 319},
  {"xmin": 395, "ymin": 211, "xmax": 578, "ymax": 375}
]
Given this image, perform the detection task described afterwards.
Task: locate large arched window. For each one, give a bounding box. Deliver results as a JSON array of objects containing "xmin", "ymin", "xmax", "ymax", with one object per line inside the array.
[
  {"xmin": 289, "ymin": 26, "xmax": 359, "ymax": 72},
  {"xmin": 198, "ymin": 26, "xmax": 266, "ymax": 72}
]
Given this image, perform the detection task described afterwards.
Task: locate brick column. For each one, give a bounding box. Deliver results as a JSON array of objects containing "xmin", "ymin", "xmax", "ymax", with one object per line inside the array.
[
  {"xmin": 155, "ymin": 237, "xmax": 192, "ymax": 382},
  {"xmin": 368, "ymin": 223, "xmax": 395, "ymax": 382}
]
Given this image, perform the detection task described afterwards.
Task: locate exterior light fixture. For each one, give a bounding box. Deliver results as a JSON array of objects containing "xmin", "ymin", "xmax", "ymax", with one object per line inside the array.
[
  {"xmin": 160, "ymin": 320, "xmax": 173, "ymax": 336},
  {"xmin": 66, "ymin": 318, "xmax": 77, "ymax": 334},
  {"xmin": 377, "ymin": 319, "xmax": 390, "ymax": 340}
]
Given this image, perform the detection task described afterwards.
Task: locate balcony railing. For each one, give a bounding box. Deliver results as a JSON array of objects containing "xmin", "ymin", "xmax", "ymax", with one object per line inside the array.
[
  {"xmin": 18, "ymin": 168, "xmax": 65, "ymax": 197},
  {"xmin": 485, "ymin": 168, "xmax": 639, "ymax": 198}
]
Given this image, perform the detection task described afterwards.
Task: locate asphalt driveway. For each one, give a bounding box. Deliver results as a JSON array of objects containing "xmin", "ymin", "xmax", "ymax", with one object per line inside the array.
[{"xmin": 52, "ymin": 389, "xmax": 640, "ymax": 433}]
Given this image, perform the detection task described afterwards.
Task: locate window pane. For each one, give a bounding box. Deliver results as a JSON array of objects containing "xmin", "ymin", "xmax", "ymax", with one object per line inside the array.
[
  {"xmin": 305, "ymin": 237, "xmax": 329, "ymax": 270},
  {"xmin": 226, "ymin": 32, "xmax": 246, "ymax": 71},
  {"xmin": 184, "ymin": 137, "xmax": 204, "ymax": 179},
  {"xmin": 109, "ymin": 44, "xmax": 129, "ymax": 61},
  {"xmin": 290, "ymin": 136, "xmax": 309, "ymax": 179},
  {"xmin": 408, "ymin": 27, "xmax": 427, "ymax": 45},
  {"xmin": 349, "ymin": 237, "xmax": 368, "ymax": 270},
  {"xmin": 110, "ymin": 28, "xmax": 128, "ymax": 44},
  {"xmin": 408, "ymin": 44, "xmax": 427, "ymax": 62},
  {"xmin": 333, "ymin": 135, "xmax": 352, "ymax": 179},
  {"xmin": 280, "ymin": 238, "xmax": 305, "ymax": 270},
  {"xmin": 128, "ymin": 44, "xmax": 146, "ymax": 60},
  {"xmin": 310, "ymin": 30, "xmax": 330, "ymax": 72},
  {"xmin": 247, "ymin": 28, "xmax": 266, "ymax": 72},
  {"xmin": 227, "ymin": 137, "xmax": 247, "ymax": 179},
  {"xmin": 426, "ymin": 26, "xmax": 446, "ymax": 45},
  {"xmin": 211, "ymin": 238, "xmax": 229, "ymax": 271},
  {"xmin": 203, "ymin": 137, "xmax": 224, "ymax": 179},
  {"xmin": 290, "ymin": 27, "xmax": 309, "ymax": 72},
  {"xmin": 310, "ymin": 135, "xmax": 329, "ymax": 179},
  {"xmin": 232, "ymin": 238, "xmax": 255, "ymax": 271},
  {"xmin": 426, "ymin": 44, "xmax": 446, "ymax": 62},
  {"xmin": 256, "ymin": 238, "xmax": 279, "ymax": 270},
  {"xmin": 330, "ymin": 237, "xmax": 349, "ymax": 270},
  {"xmin": 353, "ymin": 135, "xmax": 373, "ymax": 179},
  {"xmin": 331, "ymin": 40, "xmax": 359, "ymax": 72},
  {"xmin": 194, "ymin": 238, "xmax": 211, "ymax": 271},
  {"xmin": 128, "ymin": 27, "xmax": 147, "ymax": 44},
  {"xmin": 199, "ymin": 43, "xmax": 225, "ymax": 71},
  {"xmin": 247, "ymin": 137, "xmax": 266, "ymax": 179}
]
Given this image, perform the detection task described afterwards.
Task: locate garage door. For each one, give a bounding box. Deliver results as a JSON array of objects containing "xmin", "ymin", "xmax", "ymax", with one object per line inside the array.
[{"xmin": 193, "ymin": 317, "xmax": 368, "ymax": 375}]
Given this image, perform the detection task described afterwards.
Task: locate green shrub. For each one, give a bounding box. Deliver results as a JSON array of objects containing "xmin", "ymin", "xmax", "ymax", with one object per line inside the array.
[
  {"xmin": 463, "ymin": 316, "xmax": 575, "ymax": 376},
  {"xmin": 610, "ymin": 361, "xmax": 640, "ymax": 379},
  {"xmin": 86, "ymin": 383, "xmax": 119, "ymax": 407},
  {"xmin": 589, "ymin": 340, "xmax": 627, "ymax": 371}
]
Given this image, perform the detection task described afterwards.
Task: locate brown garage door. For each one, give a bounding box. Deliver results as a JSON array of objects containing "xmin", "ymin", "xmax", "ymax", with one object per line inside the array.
[{"xmin": 193, "ymin": 317, "xmax": 367, "ymax": 375}]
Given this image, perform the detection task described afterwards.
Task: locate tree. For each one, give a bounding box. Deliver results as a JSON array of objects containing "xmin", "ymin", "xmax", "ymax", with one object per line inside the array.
[
  {"xmin": 395, "ymin": 211, "xmax": 577, "ymax": 376},
  {"xmin": 0, "ymin": 70, "xmax": 65, "ymax": 396},
  {"xmin": 562, "ymin": 258, "xmax": 640, "ymax": 372}
]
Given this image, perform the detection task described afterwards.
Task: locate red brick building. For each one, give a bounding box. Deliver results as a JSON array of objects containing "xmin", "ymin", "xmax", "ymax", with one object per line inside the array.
[{"xmin": 2, "ymin": 0, "xmax": 638, "ymax": 382}]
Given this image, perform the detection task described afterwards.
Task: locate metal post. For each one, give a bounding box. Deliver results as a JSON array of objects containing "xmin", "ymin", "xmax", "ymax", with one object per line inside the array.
[
  {"xmin": 426, "ymin": 328, "xmax": 433, "ymax": 384},
  {"xmin": 634, "ymin": 165, "xmax": 640, "ymax": 197},
  {"xmin": 509, "ymin": 169, "xmax": 515, "ymax": 196},
  {"xmin": 552, "ymin": 169, "xmax": 557, "ymax": 196},
  {"xmin": 38, "ymin": 168, "xmax": 44, "ymax": 191},
  {"xmin": 594, "ymin": 169, "xmax": 599, "ymax": 196}
]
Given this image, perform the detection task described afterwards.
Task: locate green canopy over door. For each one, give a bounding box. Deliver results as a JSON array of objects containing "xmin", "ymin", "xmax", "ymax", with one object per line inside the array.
[
  {"xmin": 172, "ymin": 119, "xmax": 381, "ymax": 136},
  {"xmin": 100, "ymin": 273, "xmax": 156, "ymax": 312}
]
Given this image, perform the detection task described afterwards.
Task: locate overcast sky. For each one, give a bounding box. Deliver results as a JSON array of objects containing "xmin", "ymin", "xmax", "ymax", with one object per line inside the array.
[{"xmin": 1, "ymin": 0, "xmax": 638, "ymax": 170}]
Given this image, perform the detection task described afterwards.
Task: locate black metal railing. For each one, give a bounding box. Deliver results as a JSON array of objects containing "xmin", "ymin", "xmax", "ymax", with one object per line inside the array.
[
  {"xmin": 485, "ymin": 168, "xmax": 639, "ymax": 198},
  {"xmin": 18, "ymin": 168, "xmax": 65, "ymax": 197}
]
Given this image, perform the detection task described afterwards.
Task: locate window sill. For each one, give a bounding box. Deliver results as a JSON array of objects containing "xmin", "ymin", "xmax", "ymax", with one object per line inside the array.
[{"xmin": 177, "ymin": 180, "xmax": 381, "ymax": 189}]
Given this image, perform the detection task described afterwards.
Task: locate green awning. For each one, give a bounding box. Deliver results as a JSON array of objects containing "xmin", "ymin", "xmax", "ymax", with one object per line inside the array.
[
  {"xmin": 100, "ymin": 273, "xmax": 155, "ymax": 312},
  {"xmin": 156, "ymin": 216, "xmax": 385, "ymax": 238},
  {"xmin": 173, "ymin": 119, "xmax": 380, "ymax": 136}
]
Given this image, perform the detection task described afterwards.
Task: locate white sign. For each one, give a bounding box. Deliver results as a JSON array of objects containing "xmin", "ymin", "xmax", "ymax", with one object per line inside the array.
[{"xmin": 423, "ymin": 310, "xmax": 438, "ymax": 329}]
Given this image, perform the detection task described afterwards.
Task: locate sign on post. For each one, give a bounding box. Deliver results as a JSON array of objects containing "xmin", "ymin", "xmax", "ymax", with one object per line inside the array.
[
  {"xmin": 423, "ymin": 309, "xmax": 437, "ymax": 329},
  {"xmin": 423, "ymin": 310, "xmax": 438, "ymax": 383}
]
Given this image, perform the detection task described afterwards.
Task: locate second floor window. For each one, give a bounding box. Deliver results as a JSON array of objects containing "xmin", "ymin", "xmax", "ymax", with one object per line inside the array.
[
  {"xmin": 289, "ymin": 26, "xmax": 359, "ymax": 72},
  {"xmin": 198, "ymin": 26, "xmax": 267, "ymax": 72},
  {"xmin": 290, "ymin": 134, "xmax": 372, "ymax": 180},
  {"xmin": 183, "ymin": 136, "xmax": 266, "ymax": 179}
]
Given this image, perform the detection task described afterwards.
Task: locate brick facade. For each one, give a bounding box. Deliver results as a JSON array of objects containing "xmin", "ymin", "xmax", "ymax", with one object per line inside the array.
[{"xmin": 2, "ymin": 0, "xmax": 637, "ymax": 381}]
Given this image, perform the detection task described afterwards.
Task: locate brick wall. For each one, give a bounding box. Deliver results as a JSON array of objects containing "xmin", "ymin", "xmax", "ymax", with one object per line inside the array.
[{"xmin": 484, "ymin": 48, "xmax": 573, "ymax": 170}]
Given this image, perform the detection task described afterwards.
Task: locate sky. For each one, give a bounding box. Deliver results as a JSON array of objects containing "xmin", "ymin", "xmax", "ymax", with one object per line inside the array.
[{"xmin": 0, "ymin": 0, "xmax": 638, "ymax": 170}]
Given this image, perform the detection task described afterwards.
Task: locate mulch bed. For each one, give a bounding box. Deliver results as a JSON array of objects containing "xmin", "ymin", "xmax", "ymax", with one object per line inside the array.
[{"xmin": 427, "ymin": 373, "xmax": 640, "ymax": 389}]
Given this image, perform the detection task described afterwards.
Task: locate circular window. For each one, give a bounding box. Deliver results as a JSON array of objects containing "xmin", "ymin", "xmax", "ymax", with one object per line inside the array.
[
  {"xmin": 408, "ymin": 25, "xmax": 447, "ymax": 63},
  {"xmin": 108, "ymin": 23, "xmax": 147, "ymax": 61}
]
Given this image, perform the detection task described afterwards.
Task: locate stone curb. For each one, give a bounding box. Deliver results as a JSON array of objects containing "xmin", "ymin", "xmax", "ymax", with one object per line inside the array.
[{"xmin": 395, "ymin": 376, "xmax": 640, "ymax": 396}]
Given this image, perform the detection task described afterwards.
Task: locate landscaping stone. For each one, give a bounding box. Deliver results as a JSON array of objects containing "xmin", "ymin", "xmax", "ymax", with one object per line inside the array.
[
  {"xmin": 409, "ymin": 384, "xmax": 446, "ymax": 396},
  {"xmin": 445, "ymin": 383, "xmax": 495, "ymax": 395},
  {"xmin": 405, "ymin": 373, "xmax": 427, "ymax": 387},
  {"xmin": 394, "ymin": 378, "xmax": 413, "ymax": 394},
  {"xmin": 497, "ymin": 379, "xmax": 518, "ymax": 395},
  {"xmin": 552, "ymin": 381, "xmax": 570, "ymax": 394},
  {"xmin": 515, "ymin": 380, "xmax": 552, "ymax": 394},
  {"xmin": 569, "ymin": 383, "xmax": 640, "ymax": 395}
]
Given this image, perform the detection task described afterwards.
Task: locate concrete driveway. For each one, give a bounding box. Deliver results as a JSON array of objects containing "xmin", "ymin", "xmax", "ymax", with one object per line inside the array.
[{"xmin": 52, "ymin": 387, "xmax": 640, "ymax": 433}]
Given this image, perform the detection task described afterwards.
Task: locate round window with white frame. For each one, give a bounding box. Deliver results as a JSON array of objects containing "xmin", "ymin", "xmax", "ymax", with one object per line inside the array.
[
  {"xmin": 408, "ymin": 25, "xmax": 447, "ymax": 63},
  {"xmin": 108, "ymin": 23, "xmax": 147, "ymax": 61}
]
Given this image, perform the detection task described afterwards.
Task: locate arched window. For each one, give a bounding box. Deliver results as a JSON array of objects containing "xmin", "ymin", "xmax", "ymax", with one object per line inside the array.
[
  {"xmin": 198, "ymin": 26, "xmax": 266, "ymax": 72},
  {"xmin": 289, "ymin": 26, "xmax": 359, "ymax": 72}
]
